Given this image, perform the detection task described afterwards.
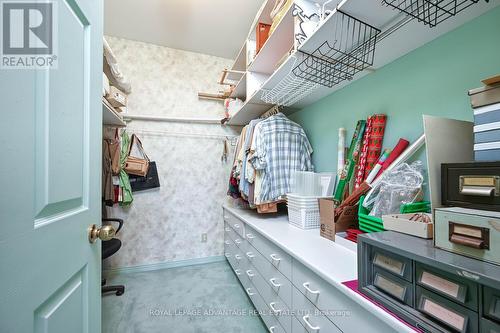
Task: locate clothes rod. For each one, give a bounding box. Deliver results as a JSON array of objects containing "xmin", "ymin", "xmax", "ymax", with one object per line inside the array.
[
  {"xmin": 123, "ymin": 114, "xmax": 225, "ymax": 125},
  {"xmin": 128, "ymin": 128, "xmax": 239, "ymax": 141}
]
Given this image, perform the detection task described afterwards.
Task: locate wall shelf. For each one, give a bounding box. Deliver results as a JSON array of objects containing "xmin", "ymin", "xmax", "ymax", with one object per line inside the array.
[
  {"xmin": 224, "ymin": 0, "xmax": 498, "ymax": 126},
  {"xmin": 247, "ymin": 5, "xmax": 295, "ymax": 74},
  {"xmin": 102, "ymin": 99, "xmax": 126, "ymax": 127},
  {"xmin": 230, "ymin": 72, "xmax": 247, "ymax": 100}
]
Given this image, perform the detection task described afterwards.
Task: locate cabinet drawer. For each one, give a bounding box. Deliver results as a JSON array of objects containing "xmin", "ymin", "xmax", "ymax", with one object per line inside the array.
[
  {"xmin": 246, "ymin": 283, "xmax": 285, "ymax": 333},
  {"xmin": 416, "ymin": 263, "xmax": 478, "ymax": 310},
  {"xmin": 481, "ymin": 318, "xmax": 500, "ymax": 333},
  {"xmin": 372, "ymin": 267, "xmax": 413, "ymax": 306},
  {"xmin": 293, "ymin": 260, "xmax": 399, "ymax": 333},
  {"xmin": 224, "ymin": 222, "xmax": 239, "ymax": 244},
  {"xmin": 416, "ymin": 286, "xmax": 478, "ymax": 333},
  {"xmin": 371, "ymin": 247, "xmax": 413, "ymax": 282},
  {"xmin": 248, "ymin": 267, "xmax": 292, "ymax": 332},
  {"xmin": 245, "ymin": 242, "xmax": 293, "ymax": 307},
  {"xmin": 484, "ymin": 286, "xmax": 500, "ymax": 324},
  {"xmin": 224, "ymin": 238, "xmax": 237, "ymax": 269},
  {"xmin": 245, "ymin": 224, "xmax": 292, "ymax": 278},
  {"xmin": 223, "ymin": 209, "xmax": 246, "ymax": 239},
  {"xmin": 292, "ymin": 287, "xmax": 342, "ymax": 333}
]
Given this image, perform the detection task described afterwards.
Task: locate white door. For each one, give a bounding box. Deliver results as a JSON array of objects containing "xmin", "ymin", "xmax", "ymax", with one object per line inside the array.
[{"xmin": 0, "ymin": 0, "xmax": 103, "ymax": 332}]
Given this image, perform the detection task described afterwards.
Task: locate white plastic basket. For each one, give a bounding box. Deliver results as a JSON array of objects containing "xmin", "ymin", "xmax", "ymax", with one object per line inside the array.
[{"xmin": 287, "ymin": 205, "xmax": 320, "ymax": 229}]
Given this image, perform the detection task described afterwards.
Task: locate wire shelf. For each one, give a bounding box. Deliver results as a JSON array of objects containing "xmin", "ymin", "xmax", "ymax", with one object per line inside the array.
[
  {"xmin": 261, "ymin": 10, "xmax": 380, "ymax": 106},
  {"xmin": 383, "ymin": 0, "xmax": 480, "ymax": 27},
  {"xmin": 261, "ymin": 54, "xmax": 320, "ymax": 106},
  {"xmin": 293, "ymin": 10, "xmax": 380, "ymax": 88}
]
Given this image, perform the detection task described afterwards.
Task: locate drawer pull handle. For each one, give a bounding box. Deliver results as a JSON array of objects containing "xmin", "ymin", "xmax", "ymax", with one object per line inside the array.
[
  {"xmin": 224, "ymin": 241, "xmax": 230, "ymax": 245},
  {"xmin": 225, "ymin": 253, "xmax": 231, "ymax": 258},
  {"xmin": 459, "ymin": 175, "xmax": 499, "ymax": 196},
  {"xmin": 234, "ymin": 269, "xmax": 242, "ymax": 275},
  {"xmin": 234, "ymin": 254, "xmax": 242, "ymax": 260},
  {"xmin": 246, "ymin": 270, "xmax": 255, "ymax": 278},
  {"xmin": 302, "ymin": 315, "xmax": 320, "ymax": 331},
  {"xmin": 235, "ymin": 239, "xmax": 242, "ymax": 244},
  {"xmin": 225, "ymin": 227, "xmax": 231, "ymax": 232},
  {"xmin": 246, "ymin": 252, "xmax": 255, "ymax": 259},
  {"xmin": 246, "ymin": 288, "xmax": 255, "ymax": 296},
  {"xmin": 269, "ymin": 278, "xmax": 282, "ymax": 288},
  {"xmin": 246, "ymin": 233, "xmax": 255, "ymax": 239},
  {"xmin": 270, "ymin": 254, "xmax": 281, "ymax": 262},
  {"xmin": 234, "ymin": 224, "xmax": 240, "ymax": 229},
  {"xmin": 269, "ymin": 302, "xmax": 282, "ymax": 314},
  {"xmin": 269, "ymin": 327, "xmax": 276, "ymax": 333},
  {"xmin": 449, "ymin": 222, "xmax": 489, "ymax": 250},
  {"xmin": 303, "ymin": 282, "xmax": 320, "ymax": 295}
]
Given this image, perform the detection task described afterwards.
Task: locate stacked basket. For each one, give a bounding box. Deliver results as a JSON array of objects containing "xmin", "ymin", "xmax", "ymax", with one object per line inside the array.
[
  {"xmin": 287, "ymin": 194, "xmax": 322, "ymax": 229},
  {"xmin": 286, "ymin": 171, "xmax": 335, "ymax": 229}
]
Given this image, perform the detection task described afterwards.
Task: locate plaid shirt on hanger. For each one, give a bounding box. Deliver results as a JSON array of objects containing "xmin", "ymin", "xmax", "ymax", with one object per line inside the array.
[{"xmin": 251, "ymin": 113, "xmax": 314, "ymax": 203}]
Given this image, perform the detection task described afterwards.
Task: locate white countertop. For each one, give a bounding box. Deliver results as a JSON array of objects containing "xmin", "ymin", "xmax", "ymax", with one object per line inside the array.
[{"xmin": 223, "ymin": 205, "xmax": 417, "ymax": 333}]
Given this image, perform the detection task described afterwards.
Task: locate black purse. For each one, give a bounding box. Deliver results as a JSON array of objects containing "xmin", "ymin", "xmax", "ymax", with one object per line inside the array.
[{"xmin": 128, "ymin": 161, "xmax": 160, "ymax": 192}]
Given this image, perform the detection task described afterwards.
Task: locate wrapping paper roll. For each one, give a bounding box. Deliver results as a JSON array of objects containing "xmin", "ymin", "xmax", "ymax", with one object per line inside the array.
[
  {"xmin": 355, "ymin": 117, "xmax": 373, "ymax": 189},
  {"xmin": 364, "ymin": 114, "xmax": 387, "ymax": 178},
  {"xmin": 375, "ymin": 138, "xmax": 410, "ymax": 178},
  {"xmin": 337, "ymin": 128, "xmax": 346, "ymax": 177}
]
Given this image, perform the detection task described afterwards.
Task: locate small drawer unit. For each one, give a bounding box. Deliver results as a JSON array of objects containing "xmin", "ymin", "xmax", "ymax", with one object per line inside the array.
[
  {"xmin": 416, "ymin": 263, "xmax": 478, "ymax": 311},
  {"xmin": 371, "ymin": 247, "xmax": 413, "ymax": 282},
  {"xmin": 416, "ymin": 286, "xmax": 478, "ymax": 333},
  {"xmin": 434, "ymin": 207, "xmax": 500, "ymax": 266},
  {"xmin": 358, "ymin": 231, "xmax": 500, "ymax": 333},
  {"xmin": 441, "ymin": 162, "xmax": 500, "ymax": 212}
]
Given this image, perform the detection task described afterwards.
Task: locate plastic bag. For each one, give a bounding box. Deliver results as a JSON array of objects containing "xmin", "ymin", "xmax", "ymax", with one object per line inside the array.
[{"xmin": 364, "ymin": 161, "xmax": 425, "ymax": 217}]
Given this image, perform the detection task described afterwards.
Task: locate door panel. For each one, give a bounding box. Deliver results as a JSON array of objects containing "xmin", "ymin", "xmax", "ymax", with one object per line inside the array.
[{"xmin": 0, "ymin": 0, "xmax": 103, "ymax": 332}]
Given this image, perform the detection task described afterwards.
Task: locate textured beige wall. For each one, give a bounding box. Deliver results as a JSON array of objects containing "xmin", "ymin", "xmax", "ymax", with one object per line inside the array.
[{"xmin": 104, "ymin": 36, "xmax": 239, "ymax": 269}]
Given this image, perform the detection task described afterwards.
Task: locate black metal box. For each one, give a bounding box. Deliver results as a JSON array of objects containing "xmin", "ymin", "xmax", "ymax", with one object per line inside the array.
[{"xmin": 441, "ymin": 162, "xmax": 500, "ymax": 212}]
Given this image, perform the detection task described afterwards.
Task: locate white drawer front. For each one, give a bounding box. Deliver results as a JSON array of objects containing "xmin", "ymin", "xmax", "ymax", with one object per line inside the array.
[
  {"xmin": 224, "ymin": 209, "xmax": 246, "ymax": 239},
  {"xmin": 292, "ymin": 287, "xmax": 342, "ymax": 333},
  {"xmin": 245, "ymin": 224, "xmax": 292, "ymax": 278},
  {"xmin": 250, "ymin": 265, "xmax": 292, "ymax": 332},
  {"xmin": 246, "ymin": 241, "xmax": 293, "ymax": 307},
  {"xmin": 246, "ymin": 283, "xmax": 285, "ymax": 333},
  {"xmin": 224, "ymin": 238, "xmax": 238, "ymax": 269},
  {"xmin": 293, "ymin": 260, "xmax": 399, "ymax": 333}
]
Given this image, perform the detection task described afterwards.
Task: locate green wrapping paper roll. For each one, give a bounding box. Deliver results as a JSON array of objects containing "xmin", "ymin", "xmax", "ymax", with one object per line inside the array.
[{"xmin": 334, "ymin": 120, "xmax": 366, "ymax": 203}]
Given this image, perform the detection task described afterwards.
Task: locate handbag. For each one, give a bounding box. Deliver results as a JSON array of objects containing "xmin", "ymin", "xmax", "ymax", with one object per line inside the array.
[
  {"xmin": 124, "ymin": 134, "xmax": 150, "ymax": 177},
  {"xmin": 129, "ymin": 161, "xmax": 160, "ymax": 192},
  {"xmin": 107, "ymin": 128, "xmax": 121, "ymax": 175}
]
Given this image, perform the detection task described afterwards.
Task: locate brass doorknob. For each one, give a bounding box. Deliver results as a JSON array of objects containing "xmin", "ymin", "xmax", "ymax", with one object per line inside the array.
[{"xmin": 88, "ymin": 224, "xmax": 116, "ymax": 243}]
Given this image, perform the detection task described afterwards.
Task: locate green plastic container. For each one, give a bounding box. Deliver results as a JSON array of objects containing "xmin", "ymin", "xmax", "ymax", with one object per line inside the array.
[
  {"xmin": 400, "ymin": 201, "xmax": 431, "ymax": 214},
  {"xmin": 358, "ymin": 195, "xmax": 385, "ymax": 232}
]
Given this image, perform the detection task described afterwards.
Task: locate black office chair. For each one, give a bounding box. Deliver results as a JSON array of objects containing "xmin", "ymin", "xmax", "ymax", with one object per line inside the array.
[{"xmin": 102, "ymin": 218, "xmax": 125, "ymax": 296}]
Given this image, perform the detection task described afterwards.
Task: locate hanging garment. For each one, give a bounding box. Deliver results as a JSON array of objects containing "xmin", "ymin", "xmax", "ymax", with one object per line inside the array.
[
  {"xmin": 239, "ymin": 119, "xmax": 262, "ymax": 199},
  {"xmin": 227, "ymin": 129, "xmax": 246, "ymax": 199},
  {"xmin": 102, "ymin": 140, "xmax": 114, "ymax": 206},
  {"xmin": 251, "ymin": 113, "xmax": 314, "ymax": 204},
  {"xmin": 119, "ymin": 131, "xmax": 133, "ymax": 206}
]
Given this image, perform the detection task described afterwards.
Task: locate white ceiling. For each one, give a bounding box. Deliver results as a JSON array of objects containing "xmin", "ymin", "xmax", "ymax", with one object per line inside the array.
[{"xmin": 104, "ymin": 0, "xmax": 266, "ymax": 59}]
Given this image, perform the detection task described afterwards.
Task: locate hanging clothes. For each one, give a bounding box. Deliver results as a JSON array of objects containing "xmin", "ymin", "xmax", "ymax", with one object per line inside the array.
[
  {"xmin": 227, "ymin": 128, "xmax": 246, "ymax": 199},
  {"xmin": 239, "ymin": 119, "xmax": 263, "ymax": 200},
  {"xmin": 119, "ymin": 130, "xmax": 133, "ymax": 206},
  {"xmin": 102, "ymin": 140, "xmax": 115, "ymax": 206},
  {"xmin": 250, "ymin": 113, "xmax": 314, "ymax": 204}
]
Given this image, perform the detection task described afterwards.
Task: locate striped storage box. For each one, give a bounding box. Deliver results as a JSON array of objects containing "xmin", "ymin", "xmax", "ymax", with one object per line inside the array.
[{"xmin": 473, "ymin": 102, "xmax": 500, "ymax": 161}]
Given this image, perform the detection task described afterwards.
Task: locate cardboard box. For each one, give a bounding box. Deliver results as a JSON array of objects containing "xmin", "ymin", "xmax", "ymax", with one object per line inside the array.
[
  {"xmin": 382, "ymin": 213, "xmax": 433, "ymax": 239},
  {"xmin": 319, "ymin": 198, "xmax": 357, "ymax": 241},
  {"xmin": 106, "ymin": 86, "xmax": 127, "ymax": 108}
]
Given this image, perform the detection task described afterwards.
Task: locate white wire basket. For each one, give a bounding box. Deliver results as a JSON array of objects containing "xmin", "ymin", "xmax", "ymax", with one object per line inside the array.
[{"xmin": 261, "ymin": 54, "xmax": 320, "ymax": 107}]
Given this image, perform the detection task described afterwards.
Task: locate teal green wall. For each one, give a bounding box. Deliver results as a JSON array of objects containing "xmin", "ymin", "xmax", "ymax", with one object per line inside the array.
[{"xmin": 290, "ymin": 6, "xmax": 500, "ymax": 173}]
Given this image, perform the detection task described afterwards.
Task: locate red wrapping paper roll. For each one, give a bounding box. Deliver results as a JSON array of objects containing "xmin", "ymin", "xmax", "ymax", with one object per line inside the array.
[{"xmin": 375, "ymin": 138, "xmax": 409, "ymax": 178}]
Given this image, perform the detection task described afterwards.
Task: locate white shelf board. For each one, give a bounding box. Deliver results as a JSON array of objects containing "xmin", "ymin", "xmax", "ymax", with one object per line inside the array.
[
  {"xmin": 231, "ymin": 43, "xmax": 247, "ymax": 71},
  {"xmin": 102, "ymin": 100, "xmax": 126, "ymax": 127},
  {"xmin": 230, "ymin": 72, "xmax": 247, "ymax": 100},
  {"xmin": 247, "ymin": 5, "xmax": 295, "ymax": 74}
]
